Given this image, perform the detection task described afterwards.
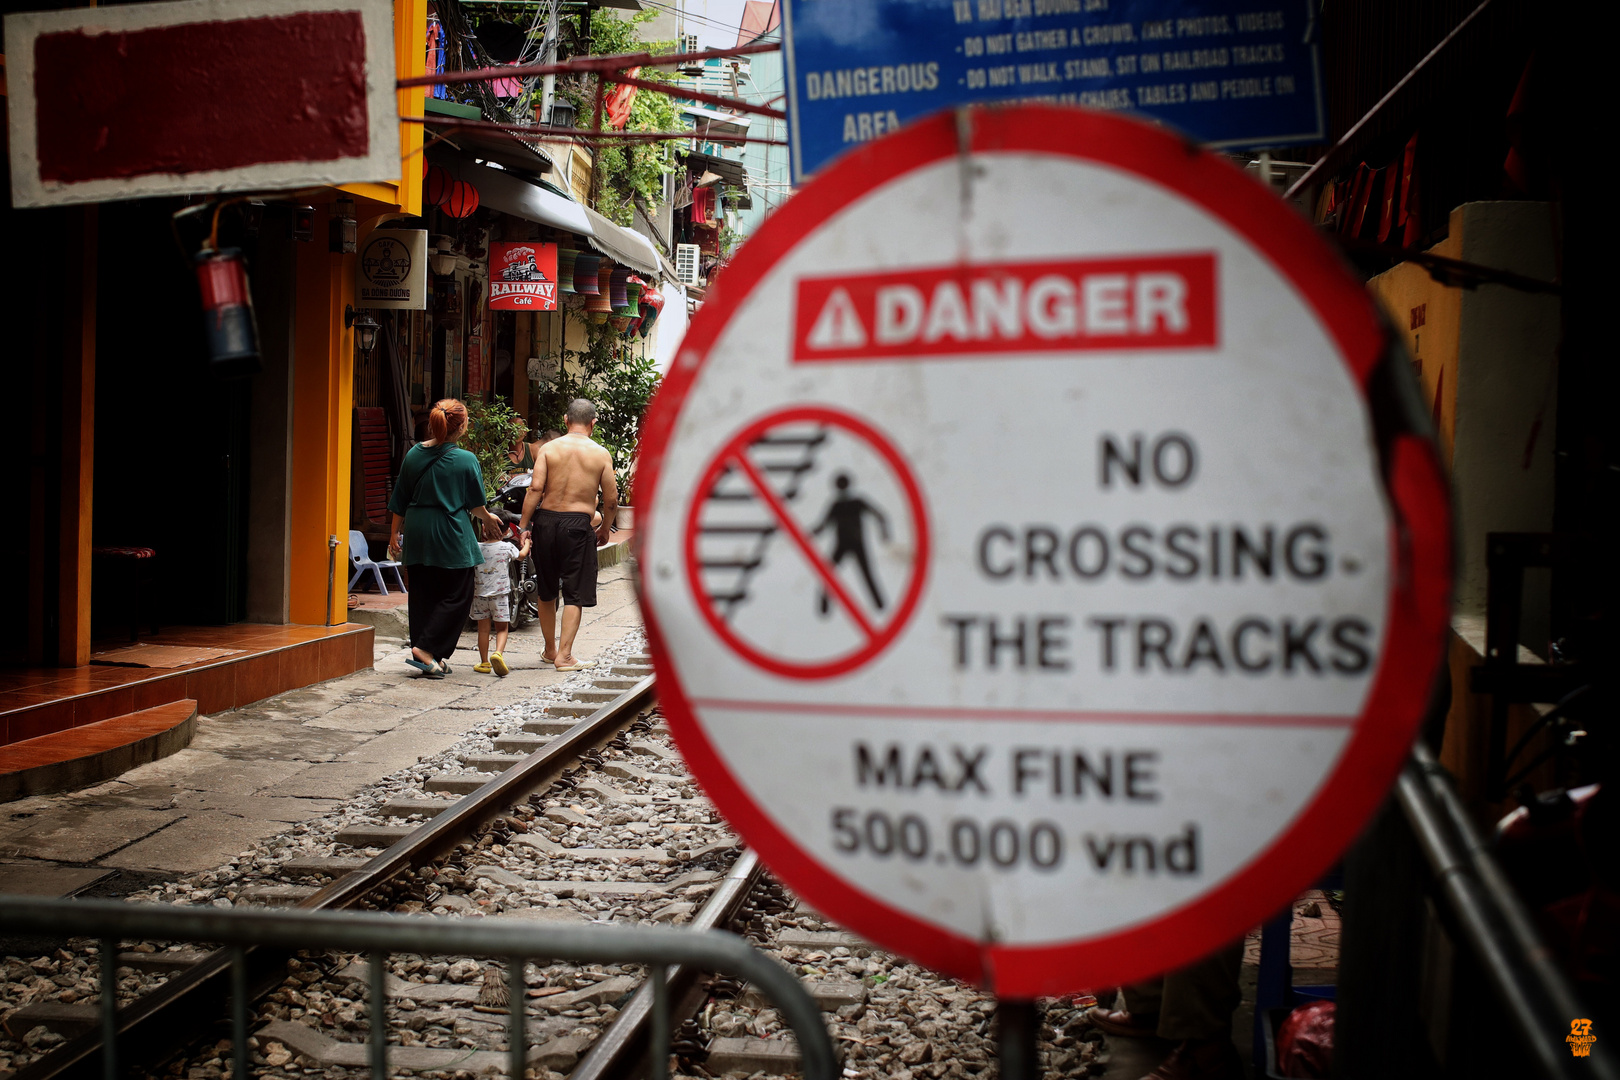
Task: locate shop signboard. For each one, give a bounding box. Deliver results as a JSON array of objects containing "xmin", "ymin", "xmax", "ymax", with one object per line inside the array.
[
  {"xmin": 357, "ymin": 228, "xmax": 428, "ymax": 310},
  {"xmin": 634, "ymin": 105, "xmax": 1451, "ymax": 995},
  {"xmin": 490, "ymin": 242, "xmax": 560, "ymax": 311},
  {"xmin": 781, "ymin": 0, "xmax": 1325, "ymax": 181}
]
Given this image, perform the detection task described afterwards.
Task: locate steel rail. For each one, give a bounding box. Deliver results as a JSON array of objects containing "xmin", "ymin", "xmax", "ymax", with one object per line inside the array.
[
  {"xmin": 11, "ymin": 676, "xmax": 658, "ymax": 1080},
  {"xmin": 1396, "ymin": 741, "xmax": 1618, "ymax": 1080},
  {"xmin": 0, "ymin": 896, "xmax": 837, "ymax": 1080},
  {"xmin": 569, "ymin": 850, "xmax": 767, "ymax": 1080}
]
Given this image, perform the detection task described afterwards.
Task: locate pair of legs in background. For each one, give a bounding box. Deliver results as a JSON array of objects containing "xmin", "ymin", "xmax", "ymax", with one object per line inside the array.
[
  {"xmin": 470, "ymin": 593, "xmax": 511, "ymax": 676},
  {"xmin": 1089, "ymin": 943, "xmax": 1245, "ymax": 1080},
  {"xmin": 405, "ymin": 565, "xmax": 474, "ymax": 677},
  {"xmin": 533, "ymin": 509, "xmax": 598, "ymax": 672}
]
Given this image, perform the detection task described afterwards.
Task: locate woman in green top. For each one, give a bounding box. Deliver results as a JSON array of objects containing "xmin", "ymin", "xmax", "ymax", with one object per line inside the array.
[{"xmin": 387, "ymin": 399, "xmax": 503, "ymax": 678}]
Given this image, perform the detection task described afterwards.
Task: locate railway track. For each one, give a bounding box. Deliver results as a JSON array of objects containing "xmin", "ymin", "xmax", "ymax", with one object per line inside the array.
[{"xmin": 2, "ymin": 648, "xmax": 1108, "ymax": 1080}]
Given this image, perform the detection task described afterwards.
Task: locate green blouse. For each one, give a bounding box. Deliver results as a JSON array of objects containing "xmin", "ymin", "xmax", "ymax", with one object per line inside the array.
[{"xmin": 388, "ymin": 443, "xmax": 485, "ymax": 569}]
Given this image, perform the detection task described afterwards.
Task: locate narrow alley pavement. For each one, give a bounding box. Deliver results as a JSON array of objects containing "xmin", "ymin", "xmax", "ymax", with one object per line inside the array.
[{"xmin": 0, "ymin": 564, "xmax": 642, "ymax": 896}]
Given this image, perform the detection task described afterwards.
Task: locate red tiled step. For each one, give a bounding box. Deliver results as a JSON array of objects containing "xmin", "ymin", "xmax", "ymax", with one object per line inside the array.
[{"xmin": 0, "ymin": 700, "xmax": 198, "ymax": 801}]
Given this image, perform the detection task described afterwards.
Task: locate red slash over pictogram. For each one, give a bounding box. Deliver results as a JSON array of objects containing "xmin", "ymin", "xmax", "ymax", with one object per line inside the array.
[{"xmin": 684, "ymin": 406, "xmax": 930, "ymax": 680}]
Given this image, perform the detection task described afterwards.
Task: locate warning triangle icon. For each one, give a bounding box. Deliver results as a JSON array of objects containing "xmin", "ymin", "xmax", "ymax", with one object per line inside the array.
[{"xmin": 806, "ymin": 287, "xmax": 867, "ymax": 350}]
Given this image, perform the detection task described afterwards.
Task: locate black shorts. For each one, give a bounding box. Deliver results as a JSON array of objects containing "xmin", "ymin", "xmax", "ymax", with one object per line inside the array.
[{"xmin": 534, "ymin": 509, "xmax": 597, "ymax": 607}]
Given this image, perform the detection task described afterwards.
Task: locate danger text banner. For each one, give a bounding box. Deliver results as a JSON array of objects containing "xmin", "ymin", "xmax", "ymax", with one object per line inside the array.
[{"xmin": 793, "ymin": 253, "xmax": 1218, "ymax": 362}]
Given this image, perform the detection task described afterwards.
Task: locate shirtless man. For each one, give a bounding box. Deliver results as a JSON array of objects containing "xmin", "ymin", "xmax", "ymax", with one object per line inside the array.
[{"xmin": 519, "ymin": 399, "xmax": 617, "ymax": 671}]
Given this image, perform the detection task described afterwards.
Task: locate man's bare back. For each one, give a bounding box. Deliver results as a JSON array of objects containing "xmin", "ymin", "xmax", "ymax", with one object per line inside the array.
[
  {"xmin": 517, "ymin": 401, "xmax": 619, "ymax": 671},
  {"xmin": 519, "ymin": 428, "xmax": 617, "ymax": 544}
]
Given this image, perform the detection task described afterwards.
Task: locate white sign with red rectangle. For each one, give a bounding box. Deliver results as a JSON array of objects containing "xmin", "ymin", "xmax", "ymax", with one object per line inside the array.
[
  {"xmin": 5, "ymin": 0, "xmax": 400, "ymax": 208},
  {"xmin": 636, "ymin": 106, "xmax": 1451, "ymax": 996}
]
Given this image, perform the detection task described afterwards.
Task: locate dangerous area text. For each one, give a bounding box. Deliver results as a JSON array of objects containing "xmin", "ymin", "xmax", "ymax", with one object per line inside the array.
[
  {"xmin": 831, "ymin": 740, "xmax": 1198, "ymax": 876},
  {"xmin": 940, "ymin": 431, "xmax": 1373, "ymax": 675},
  {"xmin": 813, "ymin": 4, "xmax": 1303, "ymax": 146}
]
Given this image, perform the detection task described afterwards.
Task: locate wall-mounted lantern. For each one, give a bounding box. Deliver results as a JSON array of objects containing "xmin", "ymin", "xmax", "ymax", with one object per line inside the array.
[
  {"xmin": 346, "ymin": 305, "xmax": 381, "ymax": 360},
  {"xmin": 330, "ymin": 195, "xmax": 358, "ymax": 254}
]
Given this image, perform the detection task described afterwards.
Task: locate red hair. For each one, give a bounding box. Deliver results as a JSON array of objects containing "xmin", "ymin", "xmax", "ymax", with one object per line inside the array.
[{"xmin": 428, "ymin": 398, "xmax": 469, "ymax": 442}]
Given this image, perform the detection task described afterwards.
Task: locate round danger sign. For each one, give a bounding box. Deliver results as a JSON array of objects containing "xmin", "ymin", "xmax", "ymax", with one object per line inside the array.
[{"xmin": 637, "ymin": 106, "xmax": 1451, "ymax": 996}]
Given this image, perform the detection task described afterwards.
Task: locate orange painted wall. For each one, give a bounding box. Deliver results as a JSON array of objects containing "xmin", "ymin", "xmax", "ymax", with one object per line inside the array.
[{"xmin": 290, "ymin": 231, "xmax": 356, "ymax": 625}]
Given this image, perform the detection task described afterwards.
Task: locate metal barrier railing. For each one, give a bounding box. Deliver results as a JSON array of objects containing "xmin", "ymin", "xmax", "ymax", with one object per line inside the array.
[
  {"xmin": 0, "ymin": 897, "xmax": 838, "ymax": 1080},
  {"xmin": 1396, "ymin": 742, "xmax": 1618, "ymax": 1080}
]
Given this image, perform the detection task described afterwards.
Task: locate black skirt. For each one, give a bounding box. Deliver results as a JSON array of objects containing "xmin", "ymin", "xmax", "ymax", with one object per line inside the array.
[{"xmin": 406, "ymin": 564, "xmax": 475, "ymax": 659}]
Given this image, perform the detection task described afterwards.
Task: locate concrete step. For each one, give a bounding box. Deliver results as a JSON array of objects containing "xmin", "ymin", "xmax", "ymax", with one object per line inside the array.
[
  {"xmin": 601, "ymin": 761, "xmax": 687, "ymax": 785},
  {"xmin": 706, "ymin": 1037, "xmax": 805, "ymax": 1075},
  {"xmin": 237, "ymin": 884, "xmax": 320, "ymax": 906},
  {"xmin": 627, "ymin": 739, "xmax": 679, "ymax": 763},
  {"xmin": 572, "ymin": 689, "xmax": 619, "ymax": 703},
  {"xmin": 117, "ymin": 948, "xmax": 211, "ymax": 973},
  {"xmin": 611, "ymin": 664, "xmax": 653, "ymax": 676},
  {"xmin": 512, "ymin": 837, "xmax": 673, "ymax": 863},
  {"xmin": 258, "ymin": 1019, "xmax": 590, "ymax": 1074},
  {"xmin": 775, "ymin": 928, "xmax": 872, "ymax": 953},
  {"xmin": 457, "ymin": 753, "xmax": 525, "ymax": 773},
  {"xmin": 524, "ymin": 880, "xmax": 670, "ymax": 896},
  {"xmin": 335, "ymin": 824, "xmax": 417, "ymax": 849},
  {"xmin": 522, "ymin": 718, "xmax": 580, "ymax": 736},
  {"xmin": 2, "ymin": 1002, "xmax": 97, "ymax": 1039},
  {"xmin": 543, "ymin": 703, "xmax": 598, "ymax": 718},
  {"xmin": 574, "ymin": 781, "xmax": 706, "ymax": 807},
  {"xmin": 0, "ymin": 699, "xmax": 199, "ymax": 802},
  {"xmin": 278, "ymin": 855, "xmax": 369, "ymax": 877},
  {"xmin": 380, "ymin": 797, "xmax": 462, "ymax": 818},
  {"xmin": 425, "ymin": 773, "xmax": 488, "ymax": 795},
  {"xmin": 492, "ymin": 734, "xmax": 551, "ymax": 755},
  {"xmin": 627, "ymin": 654, "xmax": 653, "ymax": 664},
  {"xmin": 592, "ymin": 677, "xmax": 640, "ymax": 690},
  {"xmin": 740, "ymin": 980, "xmax": 867, "ymax": 1012}
]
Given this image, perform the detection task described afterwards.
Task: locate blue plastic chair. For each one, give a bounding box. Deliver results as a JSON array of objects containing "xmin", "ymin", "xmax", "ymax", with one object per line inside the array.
[{"xmin": 348, "ymin": 530, "xmax": 406, "ymax": 595}]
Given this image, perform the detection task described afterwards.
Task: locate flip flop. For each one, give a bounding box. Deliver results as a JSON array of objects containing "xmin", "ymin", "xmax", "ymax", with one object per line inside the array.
[
  {"xmin": 540, "ymin": 653, "xmax": 558, "ymax": 666},
  {"xmin": 438, "ymin": 660, "xmax": 453, "ymax": 675},
  {"xmin": 405, "ymin": 657, "xmax": 444, "ymax": 679},
  {"xmin": 554, "ymin": 659, "xmax": 595, "ymax": 672}
]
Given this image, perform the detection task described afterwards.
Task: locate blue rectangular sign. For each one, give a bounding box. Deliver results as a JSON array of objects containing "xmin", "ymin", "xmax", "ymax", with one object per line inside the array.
[{"xmin": 781, "ymin": 0, "xmax": 1324, "ymax": 182}]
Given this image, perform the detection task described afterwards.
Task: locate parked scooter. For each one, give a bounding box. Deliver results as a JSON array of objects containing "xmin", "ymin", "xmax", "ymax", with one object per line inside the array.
[{"xmin": 483, "ymin": 474, "xmax": 535, "ymax": 629}]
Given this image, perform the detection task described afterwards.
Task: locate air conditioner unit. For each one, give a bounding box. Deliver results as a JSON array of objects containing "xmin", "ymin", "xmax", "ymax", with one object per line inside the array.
[{"xmin": 675, "ymin": 243, "xmax": 701, "ymax": 286}]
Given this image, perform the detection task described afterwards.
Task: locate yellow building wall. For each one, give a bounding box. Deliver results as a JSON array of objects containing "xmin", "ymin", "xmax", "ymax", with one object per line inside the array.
[
  {"xmin": 1367, "ymin": 234, "xmax": 1462, "ymax": 467},
  {"xmin": 287, "ymin": 0, "xmax": 426, "ymax": 625}
]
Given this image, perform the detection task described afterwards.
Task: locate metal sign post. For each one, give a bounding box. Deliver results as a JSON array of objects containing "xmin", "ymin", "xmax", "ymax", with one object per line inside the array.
[{"xmin": 636, "ymin": 104, "xmax": 1450, "ymax": 1000}]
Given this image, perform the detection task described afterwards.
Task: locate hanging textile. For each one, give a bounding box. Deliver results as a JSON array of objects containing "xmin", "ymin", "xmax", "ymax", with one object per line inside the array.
[{"xmin": 606, "ymin": 68, "xmax": 641, "ymax": 128}]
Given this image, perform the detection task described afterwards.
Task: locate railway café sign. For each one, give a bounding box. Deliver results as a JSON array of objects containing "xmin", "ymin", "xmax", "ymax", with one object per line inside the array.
[
  {"xmin": 637, "ymin": 106, "xmax": 1451, "ymax": 996},
  {"xmin": 781, "ymin": 0, "xmax": 1326, "ymax": 180}
]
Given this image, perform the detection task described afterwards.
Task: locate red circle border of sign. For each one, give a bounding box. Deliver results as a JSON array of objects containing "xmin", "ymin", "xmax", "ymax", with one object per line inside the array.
[
  {"xmin": 635, "ymin": 105, "xmax": 1452, "ymax": 996},
  {"xmin": 682, "ymin": 406, "xmax": 932, "ymax": 680}
]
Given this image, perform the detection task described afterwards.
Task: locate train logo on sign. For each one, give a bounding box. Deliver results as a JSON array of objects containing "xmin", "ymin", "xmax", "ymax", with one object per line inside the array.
[{"xmin": 686, "ymin": 407, "xmax": 929, "ymax": 679}]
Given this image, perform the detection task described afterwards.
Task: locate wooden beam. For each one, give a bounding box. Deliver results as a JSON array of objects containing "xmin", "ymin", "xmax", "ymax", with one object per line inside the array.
[{"xmin": 57, "ymin": 205, "xmax": 96, "ymax": 666}]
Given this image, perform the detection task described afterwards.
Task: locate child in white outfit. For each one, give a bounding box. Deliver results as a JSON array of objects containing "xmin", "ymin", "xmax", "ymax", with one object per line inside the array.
[{"xmin": 471, "ymin": 522, "xmax": 530, "ymax": 676}]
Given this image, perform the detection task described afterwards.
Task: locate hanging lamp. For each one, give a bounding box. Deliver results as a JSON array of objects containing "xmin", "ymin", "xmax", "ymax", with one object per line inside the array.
[
  {"xmin": 608, "ymin": 267, "xmax": 632, "ymax": 310},
  {"xmin": 557, "ymin": 248, "xmax": 581, "ymax": 293},
  {"xmin": 425, "ymin": 165, "xmax": 453, "ymax": 207},
  {"xmin": 584, "ymin": 263, "xmax": 614, "ymax": 315},
  {"xmin": 573, "ymin": 253, "xmax": 602, "ymax": 295},
  {"xmin": 443, "ymin": 179, "xmax": 479, "ymax": 218}
]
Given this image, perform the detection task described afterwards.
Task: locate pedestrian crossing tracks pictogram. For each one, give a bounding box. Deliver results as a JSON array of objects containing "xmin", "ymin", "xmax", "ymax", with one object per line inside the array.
[
  {"xmin": 636, "ymin": 105, "xmax": 1453, "ymax": 998},
  {"xmin": 685, "ymin": 407, "xmax": 929, "ymax": 679}
]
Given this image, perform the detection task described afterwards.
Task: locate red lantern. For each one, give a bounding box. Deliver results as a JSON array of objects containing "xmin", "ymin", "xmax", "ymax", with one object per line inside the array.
[
  {"xmin": 443, "ymin": 180, "xmax": 479, "ymax": 218},
  {"xmin": 425, "ymin": 165, "xmax": 452, "ymax": 206}
]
